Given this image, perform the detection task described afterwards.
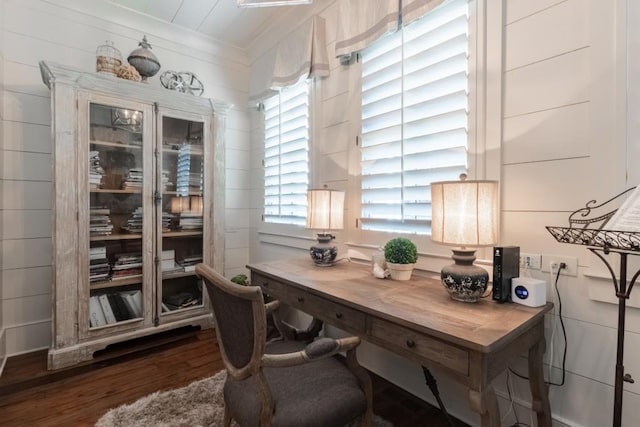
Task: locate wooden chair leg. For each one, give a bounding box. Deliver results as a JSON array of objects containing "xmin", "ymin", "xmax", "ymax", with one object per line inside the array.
[{"xmin": 346, "ymin": 349, "xmax": 373, "ymax": 427}]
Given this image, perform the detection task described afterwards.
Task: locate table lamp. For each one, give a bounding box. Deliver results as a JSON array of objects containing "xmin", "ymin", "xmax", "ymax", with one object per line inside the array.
[
  {"xmin": 306, "ymin": 188, "xmax": 345, "ymax": 266},
  {"xmin": 430, "ymin": 174, "xmax": 498, "ymax": 302}
]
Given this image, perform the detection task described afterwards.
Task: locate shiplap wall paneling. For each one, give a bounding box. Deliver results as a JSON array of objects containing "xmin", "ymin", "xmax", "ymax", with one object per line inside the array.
[
  {"xmin": 0, "ymin": 0, "xmax": 250, "ymax": 356},
  {"xmin": 318, "ymin": 0, "xmax": 349, "ymax": 176},
  {"xmin": 1, "ymin": 0, "xmax": 55, "ymax": 355},
  {"xmin": 503, "ymin": 49, "xmax": 590, "ymax": 119},
  {"xmin": 1, "ymin": 0, "xmax": 6, "ymax": 373},
  {"xmin": 248, "ymin": 107, "xmax": 263, "ymax": 263},
  {"xmin": 225, "ymin": 117, "xmax": 251, "ymax": 279},
  {"xmin": 503, "ymin": 103, "xmax": 590, "ymax": 164},
  {"xmin": 505, "ymin": 0, "xmax": 567, "ymax": 24},
  {"xmin": 502, "ymin": 158, "xmax": 592, "ymax": 212},
  {"xmin": 628, "ymin": 0, "xmax": 640, "ymax": 186},
  {"xmin": 505, "ymin": 0, "xmax": 588, "ymax": 70},
  {"xmin": 502, "ymin": 0, "xmax": 638, "ymax": 425}
]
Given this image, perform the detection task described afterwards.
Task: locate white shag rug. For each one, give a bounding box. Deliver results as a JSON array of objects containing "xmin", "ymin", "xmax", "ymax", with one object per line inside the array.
[{"xmin": 96, "ymin": 370, "xmax": 392, "ymax": 427}]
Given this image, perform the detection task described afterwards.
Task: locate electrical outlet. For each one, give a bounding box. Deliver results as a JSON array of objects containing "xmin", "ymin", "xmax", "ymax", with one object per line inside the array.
[
  {"xmin": 541, "ymin": 254, "xmax": 578, "ymax": 276},
  {"xmin": 520, "ymin": 253, "xmax": 541, "ymax": 270}
]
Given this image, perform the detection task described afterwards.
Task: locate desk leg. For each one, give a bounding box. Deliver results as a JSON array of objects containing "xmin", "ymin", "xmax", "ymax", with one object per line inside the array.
[
  {"xmin": 528, "ymin": 337, "xmax": 552, "ymax": 427},
  {"xmin": 468, "ymin": 387, "xmax": 500, "ymax": 427}
]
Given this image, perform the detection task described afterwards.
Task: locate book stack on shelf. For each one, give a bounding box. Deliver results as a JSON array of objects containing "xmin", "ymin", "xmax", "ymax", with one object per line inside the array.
[
  {"xmin": 123, "ymin": 207, "xmax": 143, "ymax": 233},
  {"xmin": 176, "ymin": 144, "xmax": 203, "ymax": 196},
  {"xmin": 178, "ymin": 212, "xmax": 203, "ymax": 230},
  {"xmin": 161, "ymin": 211, "xmax": 174, "ymax": 232},
  {"xmin": 161, "ymin": 249, "xmax": 182, "ymax": 273},
  {"xmin": 89, "ymin": 207, "xmax": 113, "ymax": 237},
  {"xmin": 89, "ymin": 290, "xmax": 143, "ymax": 327},
  {"xmin": 177, "ymin": 254, "xmax": 202, "ymax": 272},
  {"xmin": 111, "ymin": 252, "xmax": 143, "ymax": 280},
  {"xmin": 89, "ymin": 151, "xmax": 105, "ymax": 189},
  {"xmin": 89, "ymin": 246, "xmax": 110, "ymax": 282},
  {"xmin": 162, "ymin": 290, "xmax": 201, "ymax": 312},
  {"xmin": 161, "ymin": 169, "xmax": 173, "ymax": 191},
  {"xmin": 122, "ymin": 168, "xmax": 143, "ymax": 190}
]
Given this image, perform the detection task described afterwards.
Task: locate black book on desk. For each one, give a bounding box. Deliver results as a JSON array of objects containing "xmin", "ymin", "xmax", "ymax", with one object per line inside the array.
[{"xmin": 492, "ymin": 246, "xmax": 519, "ymax": 303}]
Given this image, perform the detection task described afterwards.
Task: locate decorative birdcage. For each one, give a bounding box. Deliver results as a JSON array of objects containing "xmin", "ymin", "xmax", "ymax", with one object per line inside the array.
[{"xmin": 96, "ymin": 41, "xmax": 122, "ymax": 75}]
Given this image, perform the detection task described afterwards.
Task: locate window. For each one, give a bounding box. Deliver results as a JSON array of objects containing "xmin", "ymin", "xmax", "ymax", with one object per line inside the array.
[
  {"xmin": 360, "ymin": 0, "xmax": 469, "ymax": 235},
  {"xmin": 263, "ymin": 80, "xmax": 310, "ymax": 226}
]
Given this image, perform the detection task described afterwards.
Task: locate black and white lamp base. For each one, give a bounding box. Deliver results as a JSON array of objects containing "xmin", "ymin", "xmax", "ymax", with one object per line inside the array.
[
  {"xmin": 309, "ymin": 233, "xmax": 338, "ymax": 267},
  {"xmin": 441, "ymin": 248, "xmax": 489, "ymax": 302}
]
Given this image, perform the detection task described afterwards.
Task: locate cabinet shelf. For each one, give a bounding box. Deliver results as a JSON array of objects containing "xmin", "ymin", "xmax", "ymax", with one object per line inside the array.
[
  {"xmin": 162, "ymin": 270, "xmax": 197, "ymax": 280},
  {"xmin": 162, "ymin": 146, "xmax": 203, "ymax": 156},
  {"xmin": 162, "ymin": 231, "xmax": 203, "ymax": 238},
  {"xmin": 91, "ymin": 188, "xmax": 142, "ymax": 194},
  {"xmin": 91, "ymin": 140, "xmax": 142, "ymax": 150},
  {"xmin": 90, "ymin": 275, "xmax": 143, "ymax": 290},
  {"xmin": 89, "ymin": 317, "xmax": 142, "ymax": 330},
  {"xmin": 90, "ymin": 233, "xmax": 142, "ymax": 241},
  {"xmin": 161, "ymin": 303, "xmax": 204, "ymax": 314},
  {"xmin": 162, "ymin": 191, "xmax": 203, "ymax": 196},
  {"xmin": 89, "ymin": 231, "xmax": 203, "ymax": 241}
]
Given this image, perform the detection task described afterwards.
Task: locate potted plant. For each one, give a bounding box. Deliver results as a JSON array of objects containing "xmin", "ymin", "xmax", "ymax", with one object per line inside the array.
[{"xmin": 384, "ymin": 237, "xmax": 418, "ymax": 280}]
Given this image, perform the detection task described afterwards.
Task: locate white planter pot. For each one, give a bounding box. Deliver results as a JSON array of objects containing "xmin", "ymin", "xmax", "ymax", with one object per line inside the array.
[{"xmin": 387, "ymin": 262, "xmax": 415, "ymax": 280}]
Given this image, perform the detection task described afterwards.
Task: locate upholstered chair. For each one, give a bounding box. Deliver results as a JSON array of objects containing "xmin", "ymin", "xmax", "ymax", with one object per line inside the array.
[{"xmin": 196, "ymin": 263, "xmax": 373, "ymax": 427}]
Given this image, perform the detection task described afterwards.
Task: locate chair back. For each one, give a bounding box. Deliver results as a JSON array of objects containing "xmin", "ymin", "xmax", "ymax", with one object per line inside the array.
[{"xmin": 196, "ymin": 264, "xmax": 266, "ymax": 379}]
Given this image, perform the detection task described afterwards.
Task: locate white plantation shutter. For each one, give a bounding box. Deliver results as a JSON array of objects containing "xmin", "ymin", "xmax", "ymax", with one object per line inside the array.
[
  {"xmin": 360, "ymin": 0, "xmax": 469, "ymax": 235},
  {"xmin": 263, "ymin": 80, "xmax": 310, "ymax": 225}
]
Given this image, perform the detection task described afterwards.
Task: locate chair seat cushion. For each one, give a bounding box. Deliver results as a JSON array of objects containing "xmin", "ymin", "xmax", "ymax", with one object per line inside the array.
[{"xmin": 224, "ymin": 339, "xmax": 367, "ymax": 427}]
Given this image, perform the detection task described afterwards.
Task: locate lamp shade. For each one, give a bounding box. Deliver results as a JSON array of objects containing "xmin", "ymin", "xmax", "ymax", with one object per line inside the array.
[
  {"xmin": 431, "ymin": 178, "xmax": 498, "ymax": 247},
  {"xmin": 306, "ymin": 189, "xmax": 345, "ymax": 230},
  {"xmin": 170, "ymin": 196, "xmax": 203, "ymax": 215},
  {"xmin": 189, "ymin": 195, "xmax": 203, "ymax": 215},
  {"xmin": 170, "ymin": 196, "xmax": 190, "ymax": 214}
]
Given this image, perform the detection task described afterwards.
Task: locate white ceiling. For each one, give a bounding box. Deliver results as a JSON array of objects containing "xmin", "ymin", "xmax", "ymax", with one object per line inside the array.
[{"xmin": 107, "ymin": 0, "xmax": 312, "ymax": 49}]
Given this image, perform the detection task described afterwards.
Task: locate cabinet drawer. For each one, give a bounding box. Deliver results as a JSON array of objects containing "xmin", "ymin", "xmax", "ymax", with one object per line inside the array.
[
  {"xmin": 370, "ymin": 318, "xmax": 469, "ymax": 376},
  {"xmin": 287, "ymin": 287, "xmax": 366, "ymax": 334},
  {"xmin": 251, "ymin": 274, "xmax": 286, "ymax": 298}
]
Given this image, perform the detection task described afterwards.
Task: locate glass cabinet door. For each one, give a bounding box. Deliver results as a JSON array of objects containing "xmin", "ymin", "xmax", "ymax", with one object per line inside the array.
[
  {"xmin": 158, "ymin": 115, "xmax": 206, "ymax": 317},
  {"xmin": 86, "ymin": 102, "xmax": 149, "ymax": 329}
]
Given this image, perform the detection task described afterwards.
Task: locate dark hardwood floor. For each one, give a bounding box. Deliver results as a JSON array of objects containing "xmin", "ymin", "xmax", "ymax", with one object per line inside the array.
[{"xmin": 0, "ymin": 328, "xmax": 468, "ymax": 427}]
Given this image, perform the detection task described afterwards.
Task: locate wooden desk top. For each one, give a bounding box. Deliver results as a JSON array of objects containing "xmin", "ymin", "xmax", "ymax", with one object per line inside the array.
[{"xmin": 247, "ymin": 257, "xmax": 553, "ymax": 354}]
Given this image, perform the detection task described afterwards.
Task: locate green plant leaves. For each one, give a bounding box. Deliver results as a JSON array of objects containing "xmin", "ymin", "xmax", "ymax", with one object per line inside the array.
[{"xmin": 383, "ymin": 238, "xmax": 417, "ymax": 264}]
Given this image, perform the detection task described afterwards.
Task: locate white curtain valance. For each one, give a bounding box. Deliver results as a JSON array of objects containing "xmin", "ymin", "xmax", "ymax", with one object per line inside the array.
[
  {"xmin": 249, "ymin": 47, "xmax": 278, "ymax": 103},
  {"xmin": 334, "ymin": 0, "xmax": 446, "ymax": 58},
  {"xmin": 334, "ymin": 0, "xmax": 399, "ymax": 58},
  {"xmin": 402, "ymin": 0, "xmax": 446, "ymax": 26},
  {"xmin": 249, "ymin": 15, "xmax": 329, "ymax": 103},
  {"xmin": 272, "ymin": 15, "xmax": 329, "ymax": 88}
]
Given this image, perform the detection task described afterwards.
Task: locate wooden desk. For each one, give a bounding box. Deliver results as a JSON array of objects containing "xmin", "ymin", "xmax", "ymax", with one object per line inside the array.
[{"xmin": 247, "ymin": 258, "xmax": 553, "ymax": 427}]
